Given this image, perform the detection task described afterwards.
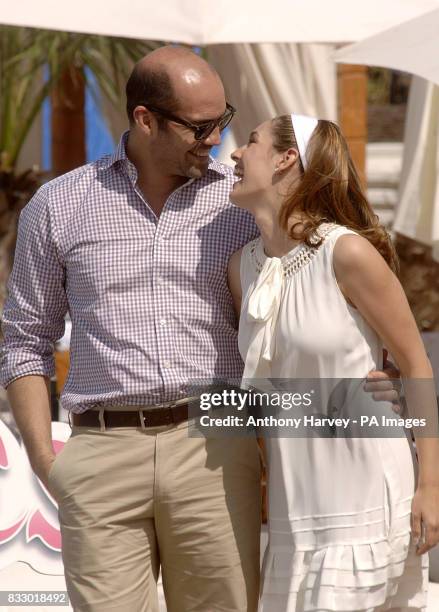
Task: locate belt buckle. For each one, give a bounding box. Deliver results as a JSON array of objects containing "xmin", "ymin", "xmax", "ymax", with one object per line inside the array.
[
  {"xmin": 164, "ymin": 402, "xmax": 180, "ymax": 424},
  {"xmin": 163, "ymin": 408, "xmax": 174, "ymax": 425},
  {"xmin": 142, "ymin": 404, "xmax": 176, "ymax": 427}
]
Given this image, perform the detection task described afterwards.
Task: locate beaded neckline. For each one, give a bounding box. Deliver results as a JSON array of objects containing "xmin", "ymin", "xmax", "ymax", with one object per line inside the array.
[{"xmin": 250, "ymin": 222, "xmax": 339, "ymax": 278}]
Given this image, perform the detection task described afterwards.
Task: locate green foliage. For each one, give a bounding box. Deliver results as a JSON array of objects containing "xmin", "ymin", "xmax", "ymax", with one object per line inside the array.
[
  {"xmin": 367, "ymin": 68, "xmax": 392, "ymax": 105},
  {"xmin": 0, "ymin": 26, "xmax": 159, "ymax": 171}
]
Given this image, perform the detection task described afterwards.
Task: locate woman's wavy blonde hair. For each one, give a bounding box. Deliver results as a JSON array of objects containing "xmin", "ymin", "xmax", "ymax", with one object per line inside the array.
[{"xmin": 271, "ymin": 115, "xmax": 398, "ymax": 272}]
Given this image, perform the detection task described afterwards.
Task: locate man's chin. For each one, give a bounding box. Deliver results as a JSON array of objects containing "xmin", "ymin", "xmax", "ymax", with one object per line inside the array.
[{"xmin": 186, "ymin": 161, "xmax": 209, "ymax": 179}]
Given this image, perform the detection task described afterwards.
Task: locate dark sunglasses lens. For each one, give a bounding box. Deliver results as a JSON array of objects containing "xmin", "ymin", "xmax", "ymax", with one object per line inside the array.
[
  {"xmin": 194, "ymin": 109, "xmax": 235, "ymax": 140},
  {"xmin": 195, "ymin": 123, "xmax": 215, "ymax": 140},
  {"xmin": 219, "ymin": 111, "xmax": 234, "ymax": 130}
]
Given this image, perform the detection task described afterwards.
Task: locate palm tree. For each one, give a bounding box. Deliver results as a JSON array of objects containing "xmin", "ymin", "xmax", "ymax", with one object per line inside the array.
[{"xmin": 0, "ymin": 26, "xmax": 159, "ymax": 307}]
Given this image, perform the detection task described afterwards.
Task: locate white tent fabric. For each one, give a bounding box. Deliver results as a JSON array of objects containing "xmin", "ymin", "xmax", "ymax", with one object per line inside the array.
[
  {"xmin": 208, "ymin": 43, "xmax": 336, "ymax": 152},
  {"xmin": 334, "ymin": 9, "xmax": 439, "ymax": 259},
  {"xmin": 1, "ymin": 0, "xmax": 439, "ymax": 44},
  {"xmin": 393, "ymin": 77, "xmax": 439, "ymax": 261},
  {"xmin": 334, "ymin": 8, "xmax": 439, "ymax": 86}
]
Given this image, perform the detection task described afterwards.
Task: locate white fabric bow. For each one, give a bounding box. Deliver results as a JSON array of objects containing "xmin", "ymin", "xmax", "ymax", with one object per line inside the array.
[{"xmin": 247, "ymin": 256, "xmax": 283, "ymax": 363}]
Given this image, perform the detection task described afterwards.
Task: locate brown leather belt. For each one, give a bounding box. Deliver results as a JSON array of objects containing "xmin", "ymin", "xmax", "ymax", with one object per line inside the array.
[{"xmin": 72, "ymin": 403, "xmax": 191, "ymax": 428}]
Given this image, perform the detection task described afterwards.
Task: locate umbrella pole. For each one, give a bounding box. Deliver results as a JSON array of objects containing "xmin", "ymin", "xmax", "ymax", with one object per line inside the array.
[{"xmin": 337, "ymin": 64, "xmax": 367, "ymax": 186}]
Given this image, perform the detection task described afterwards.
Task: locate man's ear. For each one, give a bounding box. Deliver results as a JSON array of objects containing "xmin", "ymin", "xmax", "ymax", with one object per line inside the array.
[
  {"xmin": 133, "ymin": 106, "xmax": 153, "ymax": 133},
  {"xmin": 277, "ymin": 147, "xmax": 300, "ymax": 172}
]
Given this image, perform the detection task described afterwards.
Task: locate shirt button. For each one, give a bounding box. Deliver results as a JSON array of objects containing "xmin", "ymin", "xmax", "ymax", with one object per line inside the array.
[
  {"xmin": 159, "ymin": 319, "xmax": 167, "ymax": 327},
  {"xmin": 156, "ymin": 277, "xmax": 164, "ymax": 286},
  {"xmin": 163, "ymin": 360, "xmax": 171, "ymax": 369}
]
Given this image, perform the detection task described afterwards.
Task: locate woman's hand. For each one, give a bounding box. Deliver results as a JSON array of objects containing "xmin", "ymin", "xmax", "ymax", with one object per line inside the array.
[
  {"xmin": 411, "ymin": 483, "xmax": 439, "ymax": 555},
  {"xmin": 364, "ymin": 349, "xmax": 402, "ymax": 412}
]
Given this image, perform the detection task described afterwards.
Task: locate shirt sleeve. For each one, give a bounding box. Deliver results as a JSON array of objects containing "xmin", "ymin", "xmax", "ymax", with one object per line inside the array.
[{"xmin": 0, "ymin": 186, "xmax": 68, "ymax": 388}]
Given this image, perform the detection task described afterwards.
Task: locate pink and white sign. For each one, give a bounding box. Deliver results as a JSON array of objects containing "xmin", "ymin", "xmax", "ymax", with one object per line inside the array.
[{"xmin": 0, "ymin": 418, "xmax": 70, "ymax": 575}]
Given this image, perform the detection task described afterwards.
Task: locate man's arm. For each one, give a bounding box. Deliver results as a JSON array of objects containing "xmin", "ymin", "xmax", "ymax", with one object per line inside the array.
[
  {"xmin": 366, "ymin": 349, "xmax": 401, "ymax": 406},
  {"xmin": 0, "ymin": 187, "xmax": 68, "ymax": 492},
  {"xmin": 227, "ymin": 247, "xmax": 243, "ymax": 318},
  {"xmin": 7, "ymin": 375, "xmax": 55, "ymax": 490}
]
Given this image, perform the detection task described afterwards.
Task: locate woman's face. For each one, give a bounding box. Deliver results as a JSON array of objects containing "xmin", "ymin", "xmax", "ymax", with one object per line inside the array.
[{"xmin": 230, "ymin": 120, "xmax": 280, "ymax": 210}]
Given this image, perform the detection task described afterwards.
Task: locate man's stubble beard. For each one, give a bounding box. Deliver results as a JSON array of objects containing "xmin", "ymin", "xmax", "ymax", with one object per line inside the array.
[
  {"xmin": 186, "ymin": 164, "xmax": 208, "ymax": 179},
  {"xmin": 183, "ymin": 153, "xmax": 210, "ymax": 180}
]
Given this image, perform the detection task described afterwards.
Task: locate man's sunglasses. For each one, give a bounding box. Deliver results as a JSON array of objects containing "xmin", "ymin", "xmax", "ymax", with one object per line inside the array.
[{"xmin": 142, "ymin": 102, "xmax": 236, "ymax": 141}]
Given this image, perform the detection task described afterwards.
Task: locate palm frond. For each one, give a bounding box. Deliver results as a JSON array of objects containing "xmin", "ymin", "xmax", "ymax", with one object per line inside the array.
[{"xmin": 0, "ymin": 24, "xmax": 162, "ymax": 172}]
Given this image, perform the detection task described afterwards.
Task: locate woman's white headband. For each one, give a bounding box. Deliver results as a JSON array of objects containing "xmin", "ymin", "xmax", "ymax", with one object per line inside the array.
[{"xmin": 290, "ymin": 114, "xmax": 319, "ymax": 170}]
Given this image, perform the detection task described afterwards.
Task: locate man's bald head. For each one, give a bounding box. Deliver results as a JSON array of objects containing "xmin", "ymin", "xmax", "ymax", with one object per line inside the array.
[{"xmin": 126, "ymin": 45, "xmax": 223, "ymax": 125}]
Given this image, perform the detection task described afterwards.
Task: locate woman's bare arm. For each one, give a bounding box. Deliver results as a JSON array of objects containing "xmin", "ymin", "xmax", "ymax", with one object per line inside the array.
[{"xmin": 333, "ymin": 234, "xmax": 439, "ymax": 554}]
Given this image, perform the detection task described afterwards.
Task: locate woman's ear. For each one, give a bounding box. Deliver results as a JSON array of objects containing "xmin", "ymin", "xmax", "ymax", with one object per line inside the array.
[{"xmin": 277, "ymin": 147, "xmax": 300, "ymax": 172}]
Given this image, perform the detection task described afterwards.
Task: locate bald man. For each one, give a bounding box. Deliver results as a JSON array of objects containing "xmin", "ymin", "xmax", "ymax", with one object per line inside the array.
[{"xmin": 1, "ymin": 46, "xmax": 261, "ymax": 611}]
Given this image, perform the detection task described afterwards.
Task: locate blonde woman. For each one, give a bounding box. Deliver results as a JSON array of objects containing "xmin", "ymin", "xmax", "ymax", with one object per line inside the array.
[{"xmin": 227, "ymin": 114, "xmax": 439, "ymax": 611}]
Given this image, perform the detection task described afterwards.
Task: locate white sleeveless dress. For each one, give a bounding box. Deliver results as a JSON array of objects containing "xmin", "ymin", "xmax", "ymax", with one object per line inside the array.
[{"xmin": 238, "ymin": 224, "xmax": 428, "ymax": 611}]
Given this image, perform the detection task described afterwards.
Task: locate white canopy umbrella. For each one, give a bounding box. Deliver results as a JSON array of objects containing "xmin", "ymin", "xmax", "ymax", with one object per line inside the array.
[
  {"xmin": 334, "ymin": 8, "xmax": 439, "ymax": 85},
  {"xmin": 393, "ymin": 78, "xmax": 439, "ymax": 260},
  {"xmin": 1, "ymin": 0, "xmax": 438, "ymax": 44},
  {"xmin": 334, "ymin": 9, "xmax": 439, "ymax": 260}
]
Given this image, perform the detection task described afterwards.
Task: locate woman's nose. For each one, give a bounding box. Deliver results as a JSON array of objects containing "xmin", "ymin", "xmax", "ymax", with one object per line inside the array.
[{"xmin": 231, "ymin": 147, "xmax": 242, "ymax": 162}]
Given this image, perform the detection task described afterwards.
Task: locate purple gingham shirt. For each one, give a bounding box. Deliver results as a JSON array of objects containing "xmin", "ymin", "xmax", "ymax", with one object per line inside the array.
[{"xmin": 0, "ymin": 133, "xmax": 258, "ymax": 413}]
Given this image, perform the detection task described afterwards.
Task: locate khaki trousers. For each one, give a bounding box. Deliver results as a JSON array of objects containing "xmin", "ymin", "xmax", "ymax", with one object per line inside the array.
[{"xmin": 48, "ymin": 417, "xmax": 262, "ymax": 612}]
